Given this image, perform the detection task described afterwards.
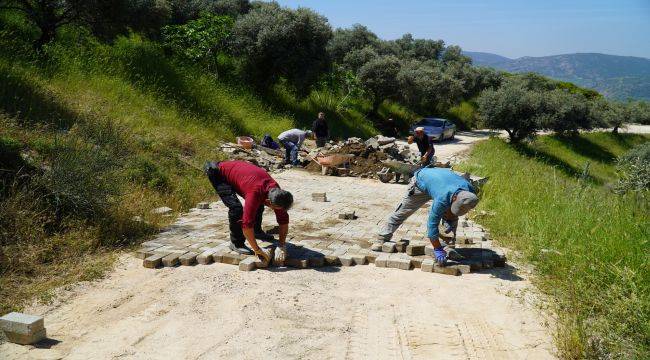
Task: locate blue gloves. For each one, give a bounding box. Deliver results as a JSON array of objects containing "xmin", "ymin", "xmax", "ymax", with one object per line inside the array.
[{"xmin": 434, "ymin": 247, "xmax": 447, "ymax": 266}]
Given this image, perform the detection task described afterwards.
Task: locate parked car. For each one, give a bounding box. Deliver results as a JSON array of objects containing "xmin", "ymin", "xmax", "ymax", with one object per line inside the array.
[{"xmin": 409, "ymin": 117, "xmax": 456, "ymax": 141}]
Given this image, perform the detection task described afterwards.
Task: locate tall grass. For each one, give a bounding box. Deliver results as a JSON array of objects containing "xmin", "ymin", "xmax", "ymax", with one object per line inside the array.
[{"xmin": 459, "ymin": 133, "xmax": 649, "ymax": 359}]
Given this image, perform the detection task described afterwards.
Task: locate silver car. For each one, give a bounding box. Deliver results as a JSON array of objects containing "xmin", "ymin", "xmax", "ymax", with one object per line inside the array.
[{"xmin": 409, "ymin": 118, "xmax": 456, "ymax": 141}]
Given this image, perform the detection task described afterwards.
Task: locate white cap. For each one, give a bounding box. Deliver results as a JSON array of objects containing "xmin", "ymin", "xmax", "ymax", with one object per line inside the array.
[{"xmin": 415, "ymin": 127, "xmax": 425, "ymax": 132}]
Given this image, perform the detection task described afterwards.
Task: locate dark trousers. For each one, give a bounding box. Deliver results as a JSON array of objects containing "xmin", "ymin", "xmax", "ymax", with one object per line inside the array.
[
  {"xmin": 206, "ymin": 165, "xmax": 265, "ymax": 245},
  {"xmin": 316, "ymin": 137, "xmax": 327, "ymax": 147}
]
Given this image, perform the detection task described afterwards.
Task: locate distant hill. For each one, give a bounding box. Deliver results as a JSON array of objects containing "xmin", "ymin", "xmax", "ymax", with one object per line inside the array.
[{"xmin": 464, "ymin": 51, "xmax": 650, "ymax": 100}]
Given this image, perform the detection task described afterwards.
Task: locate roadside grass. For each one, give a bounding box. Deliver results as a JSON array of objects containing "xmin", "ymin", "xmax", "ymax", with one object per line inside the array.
[{"xmin": 459, "ymin": 133, "xmax": 649, "ymax": 359}]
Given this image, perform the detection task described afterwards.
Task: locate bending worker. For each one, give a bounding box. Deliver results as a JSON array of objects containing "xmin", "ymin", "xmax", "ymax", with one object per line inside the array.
[
  {"xmin": 411, "ymin": 126, "xmax": 435, "ymax": 166},
  {"xmin": 376, "ymin": 168, "xmax": 479, "ymax": 266},
  {"xmin": 205, "ymin": 160, "xmax": 293, "ymax": 265},
  {"xmin": 278, "ymin": 128, "xmax": 313, "ymax": 166}
]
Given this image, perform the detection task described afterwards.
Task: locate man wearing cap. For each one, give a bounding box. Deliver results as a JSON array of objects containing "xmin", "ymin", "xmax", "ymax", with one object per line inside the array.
[
  {"xmin": 278, "ymin": 128, "xmax": 314, "ymax": 166},
  {"xmin": 411, "ymin": 127, "xmax": 435, "ymax": 166},
  {"xmin": 204, "ymin": 160, "xmax": 294, "ymax": 265},
  {"xmin": 376, "ymin": 168, "xmax": 479, "ymax": 266}
]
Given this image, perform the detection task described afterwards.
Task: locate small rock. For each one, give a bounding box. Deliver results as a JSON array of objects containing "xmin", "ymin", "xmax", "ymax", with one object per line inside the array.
[
  {"xmin": 197, "ymin": 202, "xmax": 210, "ymax": 209},
  {"xmin": 151, "ymin": 206, "xmax": 173, "ymax": 215}
]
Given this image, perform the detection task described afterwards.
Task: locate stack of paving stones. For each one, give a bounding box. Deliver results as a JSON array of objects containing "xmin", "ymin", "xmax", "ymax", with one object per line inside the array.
[
  {"xmin": 135, "ymin": 203, "xmax": 506, "ymax": 275},
  {"xmin": 0, "ymin": 312, "xmax": 46, "ymax": 345}
]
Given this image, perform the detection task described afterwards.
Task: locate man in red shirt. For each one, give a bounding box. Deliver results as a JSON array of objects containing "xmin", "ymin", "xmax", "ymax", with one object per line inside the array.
[{"xmin": 205, "ymin": 160, "xmax": 294, "ymax": 264}]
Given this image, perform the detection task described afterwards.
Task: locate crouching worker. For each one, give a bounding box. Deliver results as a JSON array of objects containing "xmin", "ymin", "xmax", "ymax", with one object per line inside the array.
[
  {"xmin": 278, "ymin": 128, "xmax": 313, "ymax": 166},
  {"xmin": 376, "ymin": 168, "xmax": 479, "ymax": 266},
  {"xmin": 205, "ymin": 160, "xmax": 293, "ymax": 265}
]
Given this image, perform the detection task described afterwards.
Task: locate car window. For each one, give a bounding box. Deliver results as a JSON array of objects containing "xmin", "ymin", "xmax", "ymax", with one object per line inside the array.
[{"xmin": 419, "ymin": 119, "xmax": 444, "ymax": 127}]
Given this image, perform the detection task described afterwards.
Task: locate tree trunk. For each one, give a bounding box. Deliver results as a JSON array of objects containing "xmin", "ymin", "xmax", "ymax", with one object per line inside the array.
[
  {"xmin": 612, "ymin": 125, "xmax": 619, "ymax": 134},
  {"xmin": 35, "ymin": 23, "xmax": 56, "ymax": 49}
]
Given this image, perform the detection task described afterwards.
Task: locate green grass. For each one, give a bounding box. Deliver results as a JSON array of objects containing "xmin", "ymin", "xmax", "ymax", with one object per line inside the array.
[{"xmin": 459, "ymin": 133, "xmax": 649, "ymax": 359}]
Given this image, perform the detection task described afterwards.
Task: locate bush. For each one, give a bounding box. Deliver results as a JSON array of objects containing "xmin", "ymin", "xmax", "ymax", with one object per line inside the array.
[
  {"xmin": 616, "ymin": 142, "xmax": 650, "ymax": 192},
  {"xmin": 476, "ymin": 79, "xmax": 545, "ymax": 142},
  {"xmin": 231, "ymin": 2, "xmax": 332, "ymax": 93},
  {"xmin": 126, "ymin": 156, "xmax": 171, "ymax": 191},
  {"xmin": 358, "ymin": 55, "xmax": 402, "ymax": 113}
]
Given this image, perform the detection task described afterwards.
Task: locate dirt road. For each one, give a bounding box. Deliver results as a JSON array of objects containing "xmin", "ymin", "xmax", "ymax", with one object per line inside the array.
[{"xmin": 0, "ymin": 133, "xmax": 556, "ymax": 360}]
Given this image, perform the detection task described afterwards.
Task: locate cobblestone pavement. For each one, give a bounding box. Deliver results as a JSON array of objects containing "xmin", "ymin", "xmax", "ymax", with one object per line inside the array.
[
  {"xmin": 0, "ymin": 169, "xmax": 556, "ymax": 360},
  {"xmin": 137, "ymin": 169, "xmax": 505, "ymax": 274}
]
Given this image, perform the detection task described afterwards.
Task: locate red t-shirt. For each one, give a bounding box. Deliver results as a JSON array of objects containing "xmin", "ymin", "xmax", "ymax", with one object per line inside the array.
[{"xmin": 218, "ymin": 160, "xmax": 289, "ymax": 228}]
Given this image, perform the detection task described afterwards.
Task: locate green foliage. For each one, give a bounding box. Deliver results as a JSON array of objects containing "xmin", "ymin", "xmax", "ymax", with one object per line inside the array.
[
  {"xmin": 616, "ymin": 142, "xmax": 650, "ymax": 193},
  {"xmin": 326, "ymin": 24, "xmax": 379, "ymax": 64},
  {"xmin": 446, "ymin": 100, "xmax": 478, "ymax": 130},
  {"xmin": 477, "ymin": 79, "xmax": 546, "ymax": 142},
  {"xmin": 459, "ymin": 134, "xmax": 650, "ymax": 359},
  {"xmin": 342, "ymin": 45, "xmax": 378, "ymax": 73},
  {"xmin": 540, "ymin": 89, "xmax": 593, "ymax": 135},
  {"xmin": 389, "ymin": 33, "xmax": 445, "ymax": 61},
  {"xmin": 125, "ymin": 156, "xmax": 171, "ymax": 191},
  {"xmin": 231, "ymin": 2, "xmax": 332, "ymax": 93},
  {"xmin": 162, "ymin": 12, "xmax": 233, "ymax": 66},
  {"xmin": 358, "ymin": 55, "xmax": 402, "ymax": 112}
]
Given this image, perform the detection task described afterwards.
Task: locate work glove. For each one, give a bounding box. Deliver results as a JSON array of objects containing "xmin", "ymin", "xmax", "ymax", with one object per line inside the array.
[
  {"xmin": 274, "ymin": 245, "xmax": 287, "ymax": 267},
  {"xmin": 434, "ymin": 246, "xmax": 447, "ymax": 266},
  {"xmin": 254, "ymin": 248, "xmax": 271, "ymax": 268}
]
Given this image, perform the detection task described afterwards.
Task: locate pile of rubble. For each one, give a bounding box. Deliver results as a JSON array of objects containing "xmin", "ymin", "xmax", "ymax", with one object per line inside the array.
[{"xmin": 218, "ymin": 142, "xmax": 287, "ymax": 172}]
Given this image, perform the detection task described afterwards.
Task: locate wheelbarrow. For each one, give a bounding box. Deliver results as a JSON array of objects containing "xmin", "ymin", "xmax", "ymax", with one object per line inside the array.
[
  {"xmin": 314, "ymin": 154, "xmax": 355, "ymax": 176},
  {"xmin": 377, "ymin": 160, "xmax": 421, "ymax": 183}
]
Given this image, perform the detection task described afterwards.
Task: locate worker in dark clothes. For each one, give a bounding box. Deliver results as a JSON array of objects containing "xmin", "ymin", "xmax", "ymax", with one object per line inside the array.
[
  {"xmin": 384, "ymin": 118, "xmax": 399, "ymax": 138},
  {"xmin": 412, "ymin": 126, "xmax": 435, "ymax": 166},
  {"xmin": 204, "ymin": 160, "xmax": 294, "ymax": 265},
  {"xmin": 312, "ymin": 112, "xmax": 329, "ymax": 148}
]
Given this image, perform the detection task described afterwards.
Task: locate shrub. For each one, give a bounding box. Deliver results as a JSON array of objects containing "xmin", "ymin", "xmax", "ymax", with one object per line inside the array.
[
  {"xmin": 125, "ymin": 156, "xmax": 171, "ymax": 191},
  {"xmin": 231, "ymin": 2, "xmax": 332, "ymax": 94},
  {"xmin": 616, "ymin": 142, "xmax": 650, "ymax": 192},
  {"xmin": 358, "ymin": 55, "xmax": 402, "ymax": 113}
]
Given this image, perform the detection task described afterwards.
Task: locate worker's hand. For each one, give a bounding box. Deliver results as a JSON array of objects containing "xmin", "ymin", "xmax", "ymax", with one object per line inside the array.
[
  {"xmin": 275, "ymin": 245, "xmax": 287, "ymax": 266},
  {"xmin": 254, "ymin": 248, "xmax": 271, "ymax": 268},
  {"xmin": 434, "ymin": 246, "xmax": 447, "ymax": 266},
  {"xmin": 407, "ymin": 136, "xmax": 414, "ymax": 144}
]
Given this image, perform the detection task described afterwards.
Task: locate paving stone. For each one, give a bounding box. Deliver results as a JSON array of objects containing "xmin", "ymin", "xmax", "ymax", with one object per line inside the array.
[
  {"xmin": 324, "ymin": 254, "xmax": 341, "ymax": 266},
  {"xmin": 162, "ymin": 251, "xmax": 187, "ymax": 267},
  {"xmin": 197, "ymin": 202, "xmax": 210, "ymax": 209},
  {"xmin": 424, "ymin": 245, "xmax": 435, "ymax": 256},
  {"xmin": 410, "ymin": 257, "xmax": 423, "ymax": 269},
  {"xmin": 4, "ymin": 328, "xmax": 47, "ymax": 345},
  {"xmin": 143, "ymin": 253, "xmax": 167, "ymax": 268},
  {"xmin": 365, "ymin": 252, "xmax": 378, "ymax": 264},
  {"xmin": 238, "ymin": 257, "xmax": 257, "ymax": 271},
  {"xmin": 339, "ymin": 254, "xmax": 355, "ymax": 266},
  {"xmin": 286, "ymin": 258, "xmax": 309, "ymax": 269},
  {"xmin": 382, "ymin": 242, "xmax": 396, "ymax": 253},
  {"xmin": 450, "ymin": 264, "xmax": 471, "ymax": 274},
  {"xmin": 492, "ymin": 248, "xmax": 507, "ymax": 267},
  {"xmin": 406, "ymin": 244, "xmax": 425, "ymax": 256},
  {"xmin": 395, "ymin": 239, "xmax": 409, "ymax": 253},
  {"xmin": 179, "ymin": 252, "xmax": 198, "ymax": 266},
  {"xmin": 434, "ymin": 264, "xmax": 460, "ymax": 276},
  {"xmin": 196, "ymin": 250, "xmax": 216, "ymax": 265},
  {"xmin": 308, "ymin": 255, "xmax": 325, "ymax": 268},
  {"xmin": 351, "ymin": 254, "xmax": 367, "ymax": 265},
  {"xmin": 370, "ymin": 243, "xmax": 383, "ymax": 252},
  {"xmin": 0, "ymin": 313, "xmax": 44, "ymax": 335},
  {"xmin": 311, "ymin": 193, "xmax": 327, "ymax": 202},
  {"xmin": 374, "ymin": 254, "xmax": 389, "ymax": 268},
  {"xmin": 221, "ymin": 251, "xmax": 242, "ymax": 265},
  {"xmin": 338, "ymin": 211, "xmax": 356, "ymax": 220},
  {"xmin": 134, "ymin": 247, "xmax": 159, "ymax": 260},
  {"xmin": 421, "ymin": 259, "xmax": 434, "ymax": 272}
]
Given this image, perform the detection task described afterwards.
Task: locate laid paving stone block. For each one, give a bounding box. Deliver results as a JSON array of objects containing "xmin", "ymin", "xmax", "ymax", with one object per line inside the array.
[
  {"xmin": 410, "ymin": 257, "xmax": 423, "ymax": 269},
  {"xmin": 424, "ymin": 245, "xmax": 435, "ymax": 257},
  {"xmin": 308, "ymin": 255, "xmax": 325, "ymax": 268},
  {"xmin": 339, "ymin": 254, "xmax": 355, "ymax": 266},
  {"xmin": 406, "ymin": 244, "xmax": 425, "ymax": 256},
  {"xmin": 197, "ymin": 202, "xmax": 210, "ymax": 209},
  {"xmin": 239, "ymin": 257, "xmax": 257, "ymax": 271},
  {"xmin": 196, "ymin": 250, "xmax": 216, "ymax": 265},
  {"xmin": 434, "ymin": 264, "xmax": 460, "ymax": 276},
  {"xmin": 143, "ymin": 253, "xmax": 167, "ymax": 268},
  {"xmin": 381, "ymin": 242, "xmax": 396, "ymax": 253},
  {"xmin": 365, "ymin": 252, "xmax": 378, "ymax": 263},
  {"xmin": 162, "ymin": 252, "xmax": 187, "ymax": 267},
  {"xmin": 374, "ymin": 254, "xmax": 389, "ymax": 268},
  {"xmin": 451, "ymin": 264, "xmax": 471, "ymax": 274},
  {"xmin": 221, "ymin": 252, "xmax": 242, "ymax": 265},
  {"xmin": 351, "ymin": 254, "xmax": 367, "ymax": 265},
  {"xmin": 179, "ymin": 252, "xmax": 198, "ymax": 266},
  {"xmin": 134, "ymin": 247, "xmax": 159, "ymax": 260},
  {"xmin": 421, "ymin": 259, "xmax": 434, "ymax": 272},
  {"xmin": 370, "ymin": 243, "xmax": 382, "ymax": 252},
  {"xmin": 324, "ymin": 254, "xmax": 341, "ymax": 266},
  {"xmin": 395, "ymin": 239, "xmax": 409, "ymax": 253},
  {"xmin": 286, "ymin": 258, "xmax": 308, "ymax": 269},
  {"xmin": 395, "ymin": 257, "xmax": 412, "ymax": 270}
]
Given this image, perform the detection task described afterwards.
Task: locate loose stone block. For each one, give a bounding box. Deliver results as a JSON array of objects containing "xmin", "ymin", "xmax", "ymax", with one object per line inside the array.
[
  {"xmin": 196, "ymin": 250, "xmax": 215, "ymax": 265},
  {"xmin": 375, "ymin": 254, "xmax": 389, "ymax": 268},
  {"xmin": 338, "ymin": 211, "xmax": 356, "ymax": 220},
  {"xmin": 434, "ymin": 264, "xmax": 460, "ymax": 276},
  {"xmin": 143, "ymin": 253, "xmax": 167, "ymax": 268},
  {"xmin": 162, "ymin": 252, "xmax": 186, "ymax": 267},
  {"xmin": 421, "ymin": 259, "xmax": 434, "ymax": 272},
  {"xmin": 339, "ymin": 255, "xmax": 355, "ymax": 266},
  {"xmin": 0, "ymin": 312, "xmax": 44, "ymax": 335},
  {"xmin": 239, "ymin": 257, "xmax": 258, "ymax": 271},
  {"xmin": 382, "ymin": 242, "xmax": 396, "ymax": 253},
  {"xmin": 179, "ymin": 252, "xmax": 198, "ymax": 266},
  {"xmin": 406, "ymin": 244, "xmax": 425, "ymax": 256},
  {"xmin": 286, "ymin": 258, "xmax": 309, "ymax": 269},
  {"xmin": 311, "ymin": 193, "xmax": 327, "ymax": 202},
  {"xmin": 197, "ymin": 202, "xmax": 210, "ymax": 209},
  {"xmin": 5, "ymin": 328, "xmax": 47, "ymax": 345}
]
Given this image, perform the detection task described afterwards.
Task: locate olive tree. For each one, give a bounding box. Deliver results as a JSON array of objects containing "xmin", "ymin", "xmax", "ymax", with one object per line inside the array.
[
  {"xmin": 391, "ymin": 33, "xmax": 445, "ymax": 61},
  {"xmin": 341, "ymin": 45, "xmax": 377, "ymax": 73},
  {"xmin": 541, "ymin": 89, "xmax": 593, "ymax": 135},
  {"xmin": 326, "ymin": 24, "xmax": 379, "ymax": 64},
  {"xmin": 230, "ymin": 2, "xmax": 332, "ymax": 93},
  {"xmin": 357, "ymin": 55, "xmax": 401, "ymax": 113},
  {"xmin": 477, "ymin": 80, "xmax": 545, "ymax": 143}
]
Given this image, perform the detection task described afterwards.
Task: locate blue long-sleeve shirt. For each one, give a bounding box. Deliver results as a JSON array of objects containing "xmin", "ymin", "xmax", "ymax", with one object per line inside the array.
[{"xmin": 414, "ymin": 168, "xmax": 475, "ymax": 239}]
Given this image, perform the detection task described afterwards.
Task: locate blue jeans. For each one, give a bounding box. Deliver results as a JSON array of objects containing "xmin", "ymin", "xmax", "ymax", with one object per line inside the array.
[{"xmin": 281, "ymin": 140, "xmax": 299, "ymax": 165}]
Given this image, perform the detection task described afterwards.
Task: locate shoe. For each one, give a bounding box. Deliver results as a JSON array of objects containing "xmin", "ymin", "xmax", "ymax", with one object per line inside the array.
[
  {"xmin": 255, "ymin": 232, "xmax": 275, "ymax": 241},
  {"xmin": 229, "ymin": 242, "xmax": 253, "ymax": 255}
]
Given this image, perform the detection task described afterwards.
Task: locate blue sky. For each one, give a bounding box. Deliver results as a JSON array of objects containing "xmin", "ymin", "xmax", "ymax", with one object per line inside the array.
[{"xmin": 272, "ymin": 0, "xmax": 650, "ymax": 59}]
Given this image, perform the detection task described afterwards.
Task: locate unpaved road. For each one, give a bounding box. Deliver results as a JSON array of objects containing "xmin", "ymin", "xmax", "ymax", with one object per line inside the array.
[{"xmin": 0, "ymin": 131, "xmax": 556, "ymax": 360}]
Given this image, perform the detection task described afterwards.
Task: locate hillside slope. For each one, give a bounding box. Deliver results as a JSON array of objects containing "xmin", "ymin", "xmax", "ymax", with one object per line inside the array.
[{"xmin": 465, "ymin": 51, "xmax": 650, "ymax": 100}]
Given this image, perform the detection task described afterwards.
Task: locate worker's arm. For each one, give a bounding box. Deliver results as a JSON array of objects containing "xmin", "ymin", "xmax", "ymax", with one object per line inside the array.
[
  {"xmin": 427, "ymin": 199, "xmax": 448, "ymax": 265},
  {"xmin": 278, "ymin": 223, "xmax": 289, "ymax": 247},
  {"xmin": 242, "ymin": 195, "xmax": 270, "ymax": 264}
]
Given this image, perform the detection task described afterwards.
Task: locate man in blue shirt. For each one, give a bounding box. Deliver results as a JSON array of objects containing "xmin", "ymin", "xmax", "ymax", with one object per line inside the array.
[{"xmin": 377, "ymin": 168, "xmax": 479, "ymax": 266}]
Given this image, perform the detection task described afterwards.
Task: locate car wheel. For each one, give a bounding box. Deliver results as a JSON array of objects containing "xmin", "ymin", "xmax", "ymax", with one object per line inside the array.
[{"xmin": 450, "ymin": 131, "xmax": 455, "ymax": 140}]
